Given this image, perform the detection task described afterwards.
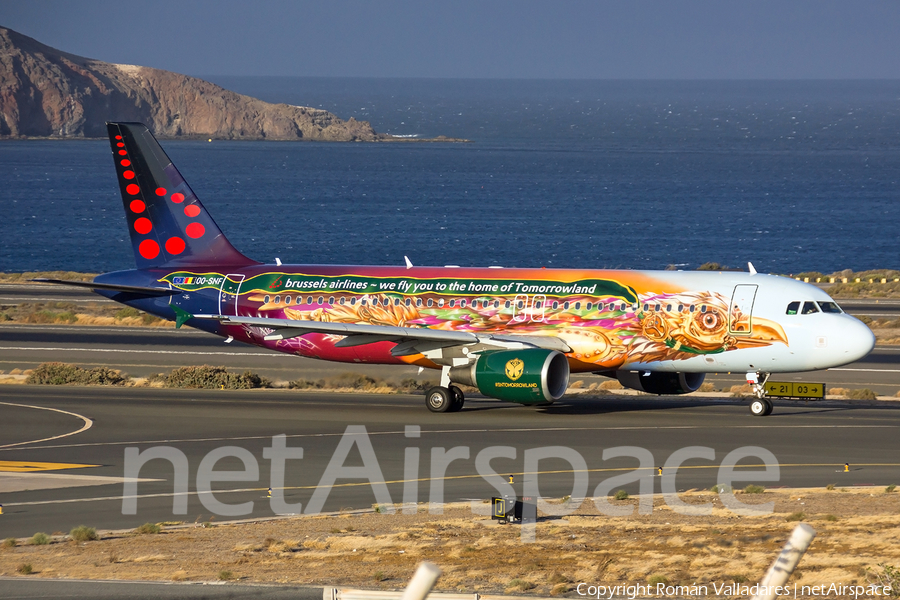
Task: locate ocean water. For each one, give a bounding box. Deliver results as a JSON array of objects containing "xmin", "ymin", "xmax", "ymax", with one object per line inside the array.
[{"xmin": 1, "ymin": 79, "xmax": 899, "ymax": 274}]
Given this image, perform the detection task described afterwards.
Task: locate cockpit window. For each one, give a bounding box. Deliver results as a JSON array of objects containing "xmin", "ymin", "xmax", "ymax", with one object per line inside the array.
[
  {"xmin": 786, "ymin": 301, "xmax": 800, "ymax": 315},
  {"xmin": 801, "ymin": 301, "xmax": 820, "ymax": 315},
  {"xmin": 817, "ymin": 301, "xmax": 843, "ymax": 314}
]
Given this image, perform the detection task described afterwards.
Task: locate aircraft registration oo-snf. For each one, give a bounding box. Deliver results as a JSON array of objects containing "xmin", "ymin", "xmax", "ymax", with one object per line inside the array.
[{"xmin": 40, "ymin": 123, "xmax": 876, "ymax": 416}]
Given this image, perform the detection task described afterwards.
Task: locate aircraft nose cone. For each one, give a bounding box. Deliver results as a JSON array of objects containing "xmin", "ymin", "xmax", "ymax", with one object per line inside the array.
[{"xmin": 840, "ymin": 317, "xmax": 876, "ymax": 364}]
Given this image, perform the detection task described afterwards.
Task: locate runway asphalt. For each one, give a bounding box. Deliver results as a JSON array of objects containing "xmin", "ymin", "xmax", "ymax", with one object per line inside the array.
[{"xmin": 1, "ymin": 383, "xmax": 899, "ymax": 539}]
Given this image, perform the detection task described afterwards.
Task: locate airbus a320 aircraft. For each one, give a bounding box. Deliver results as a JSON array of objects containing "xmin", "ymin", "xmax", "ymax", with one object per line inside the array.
[{"xmin": 40, "ymin": 123, "xmax": 875, "ymax": 415}]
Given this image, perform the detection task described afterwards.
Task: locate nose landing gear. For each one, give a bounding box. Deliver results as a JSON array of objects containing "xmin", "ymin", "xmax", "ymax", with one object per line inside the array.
[{"xmin": 746, "ymin": 371, "xmax": 773, "ymax": 416}]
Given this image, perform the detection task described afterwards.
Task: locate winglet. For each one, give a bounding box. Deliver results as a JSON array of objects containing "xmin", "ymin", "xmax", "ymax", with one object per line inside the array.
[
  {"xmin": 404, "ymin": 256, "xmax": 414, "ymax": 269},
  {"xmin": 170, "ymin": 304, "xmax": 194, "ymax": 329},
  {"xmin": 748, "ymin": 262, "xmax": 758, "ymax": 275}
]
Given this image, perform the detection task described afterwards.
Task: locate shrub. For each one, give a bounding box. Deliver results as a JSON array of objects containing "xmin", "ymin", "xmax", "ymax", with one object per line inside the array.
[
  {"xmin": 699, "ymin": 382, "xmax": 716, "ymax": 392},
  {"xmin": 323, "ymin": 372, "xmax": 381, "ymax": 390},
  {"xmin": 373, "ymin": 571, "xmax": 388, "ymax": 582},
  {"xmin": 599, "ymin": 379, "xmax": 624, "ymax": 390},
  {"xmin": 17, "ymin": 563, "xmax": 33, "ymax": 574},
  {"xmin": 866, "ymin": 564, "xmax": 899, "ymax": 598},
  {"xmin": 614, "ymin": 489, "xmax": 629, "ymax": 500},
  {"xmin": 4, "ymin": 537, "xmax": 16, "ymax": 548},
  {"xmin": 887, "ymin": 484, "xmax": 897, "ymax": 493},
  {"xmin": 26, "ymin": 362, "xmax": 126, "ymax": 386},
  {"xmin": 826, "ymin": 483, "xmax": 836, "ymax": 491},
  {"xmin": 30, "ymin": 532, "xmax": 50, "ymax": 545},
  {"xmin": 115, "ymin": 307, "xmax": 141, "ymax": 319},
  {"xmin": 824, "ymin": 514, "xmax": 838, "ymax": 522},
  {"xmin": 785, "ymin": 512, "xmax": 806, "ymax": 522},
  {"xmin": 69, "ymin": 525, "xmax": 98, "ymax": 542},
  {"xmin": 648, "ymin": 575, "xmax": 670, "ymax": 585},
  {"xmin": 218, "ymin": 570, "xmax": 235, "ymax": 581},
  {"xmin": 743, "ymin": 484, "xmax": 766, "ymax": 494},
  {"xmin": 164, "ymin": 365, "xmax": 269, "ymax": 389},
  {"xmin": 845, "ymin": 388, "xmax": 878, "ymax": 400},
  {"xmin": 135, "ymin": 522, "xmax": 162, "ymax": 534},
  {"xmin": 507, "ymin": 579, "xmax": 535, "ymax": 591},
  {"xmin": 711, "ymin": 484, "xmax": 732, "ymax": 493}
]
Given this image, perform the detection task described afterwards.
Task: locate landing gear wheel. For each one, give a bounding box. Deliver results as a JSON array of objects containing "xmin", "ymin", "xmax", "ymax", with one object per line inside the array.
[
  {"xmin": 448, "ymin": 385, "xmax": 465, "ymax": 412},
  {"xmin": 425, "ymin": 386, "xmax": 453, "ymax": 413},
  {"xmin": 750, "ymin": 398, "xmax": 773, "ymax": 417}
]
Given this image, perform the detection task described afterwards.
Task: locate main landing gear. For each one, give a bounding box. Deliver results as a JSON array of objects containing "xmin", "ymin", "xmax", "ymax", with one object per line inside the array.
[
  {"xmin": 425, "ymin": 385, "xmax": 465, "ymax": 413},
  {"xmin": 746, "ymin": 371, "xmax": 773, "ymax": 416}
]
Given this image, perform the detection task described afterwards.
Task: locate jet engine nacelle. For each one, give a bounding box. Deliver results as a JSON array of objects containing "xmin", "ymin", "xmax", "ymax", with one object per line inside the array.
[
  {"xmin": 616, "ymin": 371, "xmax": 706, "ymax": 395},
  {"xmin": 449, "ymin": 348, "xmax": 570, "ymax": 404}
]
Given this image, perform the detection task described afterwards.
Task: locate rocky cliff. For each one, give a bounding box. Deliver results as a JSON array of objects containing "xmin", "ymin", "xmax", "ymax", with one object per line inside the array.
[{"xmin": 0, "ymin": 26, "xmax": 389, "ymax": 141}]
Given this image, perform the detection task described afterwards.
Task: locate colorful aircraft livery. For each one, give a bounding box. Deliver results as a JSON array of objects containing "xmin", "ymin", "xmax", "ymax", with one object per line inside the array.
[{"xmin": 42, "ymin": 123, "xmax": 876, "ymax": 416}]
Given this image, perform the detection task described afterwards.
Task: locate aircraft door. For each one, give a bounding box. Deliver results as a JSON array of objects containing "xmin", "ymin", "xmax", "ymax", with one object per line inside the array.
[
  {"xmin": 729, "ymin": 284, "xmax": 758, "ymax": 335},
  {"xmin": 219, "ymin": 274, "xmax": 245, "ymax": 317},
  {"xmin": 512, "ymin": 294, "xmax": 529, "ymax": 322},
  {"xmin": 532, "ymin": 294, "xmax": 547, "ymax": 322}
]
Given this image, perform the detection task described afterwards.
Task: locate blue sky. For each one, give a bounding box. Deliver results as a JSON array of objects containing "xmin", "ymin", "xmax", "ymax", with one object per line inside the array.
[{"xmin": 2, "ymin": 0, "xmax": 899, "ymax": 79}]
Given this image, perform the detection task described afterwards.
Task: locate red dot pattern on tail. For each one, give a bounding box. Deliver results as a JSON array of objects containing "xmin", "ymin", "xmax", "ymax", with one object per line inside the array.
[
  {"xmin": 186, "ymin": 222, "xmax": 205, "ymax": 239},
  {"xmin": 116, "ymin": 132, "xmax": 207, "ymax": 260},
  {"xmin": 138, "ymin": 239, "xmax": 160, "ymax": 259},
  {"xmin": 134, "ymin": 217, "xmax": 152, "ymax": 234},
  {"xmin": 165, "ymin": 237, "xmax": 186, "ymax": 255}
]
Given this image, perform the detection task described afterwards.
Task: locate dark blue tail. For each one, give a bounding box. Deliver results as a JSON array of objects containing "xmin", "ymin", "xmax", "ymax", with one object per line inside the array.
[{"xmin": 107, "ymin": 122, "xmax": 258, "ymax": 269}]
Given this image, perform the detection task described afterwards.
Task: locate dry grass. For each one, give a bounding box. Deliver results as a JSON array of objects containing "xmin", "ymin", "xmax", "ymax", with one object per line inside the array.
[{"xmin": 0, "ymin": 489, "xmax": 897, "ymax": 597}]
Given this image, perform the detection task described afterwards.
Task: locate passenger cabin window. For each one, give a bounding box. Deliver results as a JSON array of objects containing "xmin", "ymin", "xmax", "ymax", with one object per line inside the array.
[
  {"xmin": 405, "ymin": 298, "xmax": 411, "ymax": 307},
  {"xmin": 666, "ymin": 304, "xmax": 672, "ymax": 312},
  {"xmin": 552, "ymin": 301, "xmax": 559, "ymax": 309},
  {"xmin": 689, "ymin": 305, "xmax": 695, "ymax": 313},
  {"xmin": 801, "ymin": 301, "xmax": 820, "ymax": 315},
  {"xmin": 427, "ymin": 299, "xmax": 434, "ymax": 307},
  {"xmin": 274, "ymin": 296, "xmax": 281, "ymax": 304},
  {"xmin": 574, "ymin": 302, "xmax": 581, "ymax": 310},
  {"xmin": 350, "ymin": 297, "xmax": 357, "ymax": 306},
  {"xmin": 317, "ymin": 296, "xmax": 324, "ymax": 305},
  {"xmin": 818, "ymin": 301, "xmax": 842, "ymax": 314},
  {"xmin": 264, "ymin": 295, "xmax": 270, "ymax": 304},
  {"xmin": 339, "ymin": 297, "xmax": 346, "ymax": 305},
  {"xmin": 584, "ymin": 302, "xmax": 591, "ymax": 310},
  {"xmin": 701, "ymin": 305, "xmax": 707, "ymax": 313},
  {"xmin": 329, "ymin": 296, "xmax": 335, "ymax": 305},
  {"xmin": 416, "ymin": 298, "xmax": 422, "ymax": 307},
  {"xmin": 307, "ymin": 296, "xmax": 313, "ymax": 305},
  {"xmin": 449, "ymin": 300, "xmax": 456, "ymax": 308},
  {"xmin": 460, "ymin": 299, "xmax": 467, "ymax": 308},
  {"xmin": 285, "ymin": 296, "xmax": 292, "ymax": 305},
  {"xmin": 372, "ymin": 298, "xmax": 379, "ymax": 306},
  {"xmin": 361, "ymin": 298, "xmax": 367, "ymax": 306},
  {"xmin": 438, "ymin": 299, "xmax": 445, "ymax": 307},
  {"xmin": 505, "ymin": 301, "xmax": 511, "ymax": 309},
  {"xmin": 564, "ymin": 301, "xmax": 570, "ymax": 310},
  {"xmin": 494, "ymin": 300, "xmax": 500, "ymax": 308},
  {"xmin": 786, "ymin": 301, "xmax": 801, "ymax": 315}
]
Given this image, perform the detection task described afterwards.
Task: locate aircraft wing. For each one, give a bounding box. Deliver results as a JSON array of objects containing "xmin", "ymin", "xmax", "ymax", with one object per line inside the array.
[{"xmin": 197, "ymin": 315, "xmax": 571, "ymax": 355}]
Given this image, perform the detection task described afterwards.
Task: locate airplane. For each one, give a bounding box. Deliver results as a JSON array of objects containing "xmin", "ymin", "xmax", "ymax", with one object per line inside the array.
[{"xmin": 38, "ymin": 122, "xmax": 876, "ymax": 416}]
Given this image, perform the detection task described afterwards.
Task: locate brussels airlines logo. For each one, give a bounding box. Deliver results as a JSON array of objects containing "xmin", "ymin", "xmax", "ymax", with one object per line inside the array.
[{"xmin": 505, "ymin": 358, "xmax": 524, "ymax": 381}]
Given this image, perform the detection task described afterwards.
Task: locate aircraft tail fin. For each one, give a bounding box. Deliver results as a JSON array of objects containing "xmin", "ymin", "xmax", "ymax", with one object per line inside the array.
[{"xmin": 106, "ymin": 122, "xmax": 258, "ymax": 269}]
